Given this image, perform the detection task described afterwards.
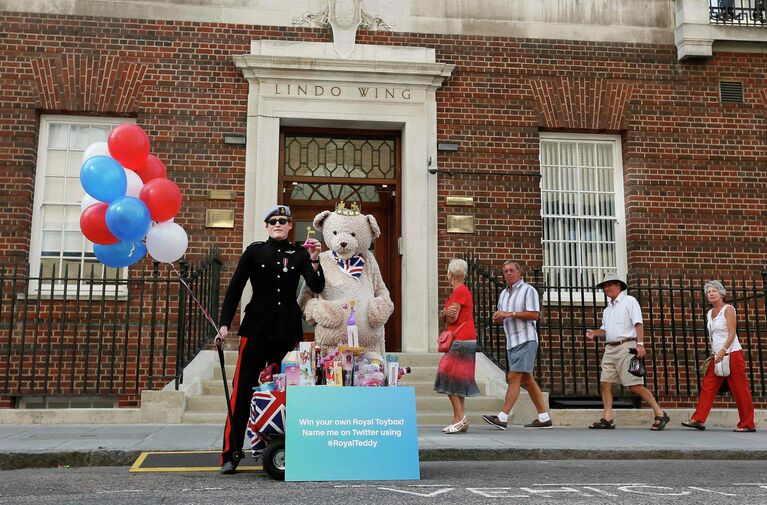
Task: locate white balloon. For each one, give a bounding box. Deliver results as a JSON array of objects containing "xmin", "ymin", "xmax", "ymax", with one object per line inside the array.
[
  {"xmin": 124, "ymin": 168, "xmax": 144, "ymax": 198},
  {"xmin": 82, "ymin": 142, "xmax": 111, "ymax": 164},
  {"xmin": 80, "ymin": 193, "xmax": 100, "ymax": 213},
  {"xmin": 146, "ymin": 222, "xmax": 188, "ymax": 263}
]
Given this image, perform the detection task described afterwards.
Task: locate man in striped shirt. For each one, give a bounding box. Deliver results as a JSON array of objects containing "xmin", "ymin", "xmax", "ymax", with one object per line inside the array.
[{"xmin": 482, "ymin": 261, "xmax": 552, "ymax": 430}]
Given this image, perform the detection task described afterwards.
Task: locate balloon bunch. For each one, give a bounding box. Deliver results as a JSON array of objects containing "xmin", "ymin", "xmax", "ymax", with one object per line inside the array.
[{"xmin": 79, "ymin": 124, "xmax": 188, "ymax": 267}]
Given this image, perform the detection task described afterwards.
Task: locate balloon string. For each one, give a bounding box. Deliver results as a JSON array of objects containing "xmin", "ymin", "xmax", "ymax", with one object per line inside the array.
[{"xmin": 170, "ymin": 263, "xmax": 221, "ymax": 338}]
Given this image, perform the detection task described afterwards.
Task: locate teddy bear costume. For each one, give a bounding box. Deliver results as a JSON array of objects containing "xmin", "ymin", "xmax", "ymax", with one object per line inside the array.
[{"xmin": 298, "ymin": 202, "xmax": 394, "ymax": 357}]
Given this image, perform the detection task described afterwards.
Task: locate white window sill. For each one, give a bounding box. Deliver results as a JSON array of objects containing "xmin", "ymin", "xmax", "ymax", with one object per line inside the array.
[
  {"xmin": 541, "ymin": 290, "xmax": 607, "ymax": 306},
  {"xmin": 23, "ymin": 285, "xmax": 129, "ymax": 300}
]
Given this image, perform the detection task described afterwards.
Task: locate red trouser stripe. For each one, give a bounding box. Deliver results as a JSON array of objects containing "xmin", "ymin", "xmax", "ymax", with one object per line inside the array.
[{"xmin": 220, "ymin": 337, "xmax": 246, "ymax": 464}]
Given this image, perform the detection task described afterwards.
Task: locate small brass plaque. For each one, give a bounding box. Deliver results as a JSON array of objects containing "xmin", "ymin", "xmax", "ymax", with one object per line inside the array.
[
  {"xmin": 206, "ymin": 209, "xmax": 235, "ymax": 229},
  {"xmin": 446, "ymin": 196, "xmax": 474, "ymax": 207},
  {"xmin": 208, "ymin": 190, "xmax": 235, "ymax": 200},
  {"xmin": 446, "ymin": 215, "xmax": 474, "ymax": 234}
]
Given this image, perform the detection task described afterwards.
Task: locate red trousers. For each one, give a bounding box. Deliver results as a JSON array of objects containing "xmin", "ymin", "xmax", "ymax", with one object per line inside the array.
[{"xmin": 691, "ymin": 350, "xmax": 755, "ymax": 430}]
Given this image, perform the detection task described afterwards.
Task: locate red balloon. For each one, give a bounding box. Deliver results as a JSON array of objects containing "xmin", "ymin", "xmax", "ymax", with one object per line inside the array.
[
  {"xmin": 107, "ymin": 124, "xmax": 150, "ymax": 170},
  {"xmin": 136, "ymin": 155, "xmax": 167, "ymax": 183},
  {"xmin": 80, "ymin": 203, "xmax": 120, "ymax": 245},
  {"xmin": 139, "ymin": 178, "xmax": 182, "ymax": 222}
]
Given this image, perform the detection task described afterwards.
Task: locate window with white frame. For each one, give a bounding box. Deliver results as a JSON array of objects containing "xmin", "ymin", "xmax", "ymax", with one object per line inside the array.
[
  {"xmin": 30, "ymin": 116, "xmax": 134, "ymax": 289},
  {"xmin": 539, "ymin": 133, "xmax": 627, "ymax": 288}
]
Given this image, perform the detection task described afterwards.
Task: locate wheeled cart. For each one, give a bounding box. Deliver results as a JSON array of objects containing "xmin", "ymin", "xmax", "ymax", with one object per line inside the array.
[{"xmin": 246, "ymin": 390, "xmax": 287, "ymax": 480}]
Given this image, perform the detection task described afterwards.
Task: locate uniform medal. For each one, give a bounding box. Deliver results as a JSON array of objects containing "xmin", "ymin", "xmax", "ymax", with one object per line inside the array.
[{"xmin": 282, "ymin": 258, "xmax": 289, "ymax": 272}]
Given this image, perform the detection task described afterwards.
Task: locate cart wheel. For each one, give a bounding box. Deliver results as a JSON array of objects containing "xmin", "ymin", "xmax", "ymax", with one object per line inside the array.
[
  {"xmin": 262, "ymin": 438, "xmax": 286, "ymax": 481},
  {"xmin": 232, "ymin": 450, "xmax": 244, "ymax": 463}
]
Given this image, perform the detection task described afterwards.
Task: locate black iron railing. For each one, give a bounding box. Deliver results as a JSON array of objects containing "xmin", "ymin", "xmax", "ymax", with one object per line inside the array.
[
  {"xmin": 466, "ymin": 256, "xmax": 767, "ymax": 407},
  {"xmin": 0, "ymin": 248, "xmax": 221, "ymax": 405},
  {"xmin": 710, "ymin": 0, "xmax": 767, "ymax": 26}
]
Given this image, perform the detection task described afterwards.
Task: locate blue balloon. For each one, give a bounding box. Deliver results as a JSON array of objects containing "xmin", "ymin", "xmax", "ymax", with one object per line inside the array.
[
  {"xmin": 105, "ymin": 196, "xmax": 151, "ymax": 242},
  {"xmin": 80, "ymin": 155, "xmax": 127, "ymax": 203},
  {"xmin": 93, "ymin": 241, "xmax": 147, "ymax": 268}
]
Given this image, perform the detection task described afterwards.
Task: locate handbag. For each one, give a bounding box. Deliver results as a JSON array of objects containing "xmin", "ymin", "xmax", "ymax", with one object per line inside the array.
[
  {"xmin": 627, "ymin": 348, "xmax": 646, "ymax": 377},
  {"xmin": 714, "ymin": 353, "xmax": 731, "ymax": 377},
  {"xmin": 438, "ymin": 321, "xmax": 467, "ymax": 352}
]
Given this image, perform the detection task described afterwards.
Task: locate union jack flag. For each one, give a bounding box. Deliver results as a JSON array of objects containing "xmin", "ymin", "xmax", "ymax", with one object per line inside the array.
[
  {"xmin": 246, "ymin": 390, "xmax": 286, "ymax": 460},
  {"xmin": 334, "ymin": 252, "xmax": 365, "ymax": 280}
]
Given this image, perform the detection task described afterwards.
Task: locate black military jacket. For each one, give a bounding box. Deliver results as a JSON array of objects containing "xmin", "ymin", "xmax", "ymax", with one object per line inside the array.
[{"xmin": 219, "ymin": 237, "xmax": 325, "ymax": 342}]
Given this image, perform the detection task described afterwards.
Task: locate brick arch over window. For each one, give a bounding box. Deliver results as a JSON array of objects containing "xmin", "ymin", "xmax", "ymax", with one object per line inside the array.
[
  {"xmin": 529, "ymin": 78, "xmax": 636, "ymax": 130},
  {"xmin": 30, "ymin": 55, "xmax": 147, "ymax": 113}
]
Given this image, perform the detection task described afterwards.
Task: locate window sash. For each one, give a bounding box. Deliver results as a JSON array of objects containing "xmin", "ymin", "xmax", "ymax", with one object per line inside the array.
[
  {"xmin": 30, "ymin": 116, "xmax": 134, "ymax": 294},
  {"xmin": 540, "ymin": 134, "xmax": 626, "ymax": 288}
]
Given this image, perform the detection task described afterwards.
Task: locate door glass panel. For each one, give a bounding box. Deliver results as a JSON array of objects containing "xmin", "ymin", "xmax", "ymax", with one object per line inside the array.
[
  {"xmin": 284, "ymin": 135, "xmax": 396, "ymax": 179},
  {"xmin": 289, "ymin": 183, "xmax": 382, "ymax": 202}
]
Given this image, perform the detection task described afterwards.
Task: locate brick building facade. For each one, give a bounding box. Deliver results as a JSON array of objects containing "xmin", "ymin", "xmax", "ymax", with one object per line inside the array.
[{"xmin": 1, "ymin": 0, "xmax": 766, "ymax": 408}]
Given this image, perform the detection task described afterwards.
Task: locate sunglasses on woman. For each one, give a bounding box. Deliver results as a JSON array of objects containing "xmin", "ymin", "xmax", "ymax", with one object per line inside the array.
[{"xmin": 267, "ymin": 217, "xmax": 289, "ymax": 225}]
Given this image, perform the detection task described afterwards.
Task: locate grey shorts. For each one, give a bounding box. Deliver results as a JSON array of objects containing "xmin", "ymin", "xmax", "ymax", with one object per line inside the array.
[{"xmin": 506, "ymin": 340, "xmax": 538, "ymax": 373}]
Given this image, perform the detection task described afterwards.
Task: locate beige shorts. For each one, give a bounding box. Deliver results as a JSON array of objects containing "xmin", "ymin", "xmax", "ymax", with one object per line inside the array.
[{"xmin": 600, "ymin": 341, "xmax": 644, "ymax": 386}]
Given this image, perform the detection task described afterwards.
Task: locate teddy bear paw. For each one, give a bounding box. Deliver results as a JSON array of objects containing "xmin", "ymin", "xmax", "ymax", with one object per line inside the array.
[{"xmin": 367, "ymin": 298, "xmax": 394, "ymax": 328}]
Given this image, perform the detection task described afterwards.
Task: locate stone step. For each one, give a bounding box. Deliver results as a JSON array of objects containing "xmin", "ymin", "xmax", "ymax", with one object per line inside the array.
[
  {"xmin": 179, "ymin": 411, "xmax": 498, "ymax": 426},
  {"xmin": 185, "ymin": 392, "xmax": 502, "ymax": 415},
  {"xmin": 213, "ymin": 365, "xmax": 235, "ymax": 381},
  {"xmin": 181, "ymin": 412, "xmax": 226, "ymax": 424},
  {"xmin": 180, "ymin": 408, "xmax": 766, "ymax": 428},
  {"xmin": 417, "ymin": 413, "xmax": 504, "ymax": 426},
  {"xmin": 415, "ymin": 395, "xmax": 503, "ymax": 412},
  {"xmin": 391, "ymin": 352, "xmax": 443, "ymax": 368},
  {"xmin": 202, "ymin": 378, "xmax": 488, "ymax": 397},
  {"xmin": 213, "ymin": 364, "xmax": 439, "ymax": 382},
  {"xmin": 212, "ymin": 351, "xmax": 442, "ymax": 368},
  {"xmin": 179, "ymin": 412, "xmax": 492, "ymax": 426}
]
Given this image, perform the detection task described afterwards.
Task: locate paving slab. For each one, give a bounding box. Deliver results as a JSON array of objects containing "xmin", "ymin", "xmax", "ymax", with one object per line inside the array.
[{"xmin": 0, "ymin": 422, "xmax": 765, "ymax": 470}]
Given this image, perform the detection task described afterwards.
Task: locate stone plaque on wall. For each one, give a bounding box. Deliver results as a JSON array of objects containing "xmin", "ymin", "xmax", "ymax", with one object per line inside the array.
[
  {"xmin": 206, "ymin": 209, "xmax": 235, "ymax": 229},
  {"xmin": 446, "ymin": 215, "xmax": 474, "ymax": 234},
  {"xmin": 446, "ymin": 196, "xmax": 473, "ymax": 207}
]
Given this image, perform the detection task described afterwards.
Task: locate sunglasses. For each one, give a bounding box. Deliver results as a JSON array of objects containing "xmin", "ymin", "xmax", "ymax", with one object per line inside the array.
[{"xmin": 267, "ymin": 217, "xmax": 289, "ymax": 226}]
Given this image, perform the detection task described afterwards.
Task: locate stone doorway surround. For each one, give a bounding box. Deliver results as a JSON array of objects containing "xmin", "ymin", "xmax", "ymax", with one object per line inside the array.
[{"xmin": 233, "ymin": 41, "xmax": 454, "ymax": 352}]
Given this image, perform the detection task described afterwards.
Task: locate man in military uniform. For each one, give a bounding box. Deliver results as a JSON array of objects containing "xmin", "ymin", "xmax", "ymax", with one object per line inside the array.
[{"xmin": 216, "ymin": 204, "xmax": 324, "ymax": 474}]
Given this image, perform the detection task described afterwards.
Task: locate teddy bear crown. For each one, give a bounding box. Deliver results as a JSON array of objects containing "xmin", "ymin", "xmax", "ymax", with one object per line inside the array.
[{"xmin": 335, "ymin": 200, "xmax": 361, "ymax": 216}]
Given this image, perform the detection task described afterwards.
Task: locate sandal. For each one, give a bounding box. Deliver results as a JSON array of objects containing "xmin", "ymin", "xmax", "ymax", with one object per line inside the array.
[
  {"xmin": 733, "ymin": 427, "xmax": 756, "ymax": 433},
  {"xmin": 651, "ymin": 411, "xmax": 670, "ymax": 431},
  {"xmin": 444, "ymin": 417, "xmax": 468, "ymax": 434},
  {"xmin": 681, "ymin": 419, "xmax": 705, "ymax": 431},
  {"xmin": 588, "ymin": 418, "xmax": 615, "ymax": 429}
]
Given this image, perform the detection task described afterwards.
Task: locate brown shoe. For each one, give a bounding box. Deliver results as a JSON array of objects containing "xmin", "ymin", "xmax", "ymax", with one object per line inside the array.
[
  {"xmin": 482, "ymin": 414, "xmax": 507, "ymax": 430},
  {"xmin": 681, "ymin": 419, "xmax": 705, "ymax": 431},
  {"xmin": 524, "ymin": 419, "xmax": 553, "ymax": 429}
]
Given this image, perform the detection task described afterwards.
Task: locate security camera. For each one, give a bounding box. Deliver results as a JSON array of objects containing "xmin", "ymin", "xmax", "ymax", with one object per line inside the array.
[{"xmin": 427, "ymin": 156, "xmax": 438, "ymax": 174}]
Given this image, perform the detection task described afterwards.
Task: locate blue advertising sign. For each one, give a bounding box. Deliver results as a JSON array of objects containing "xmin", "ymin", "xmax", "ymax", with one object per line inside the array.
[{"xmin": 285, "ymin": 386, "xmax": 420, "ymax": 481}]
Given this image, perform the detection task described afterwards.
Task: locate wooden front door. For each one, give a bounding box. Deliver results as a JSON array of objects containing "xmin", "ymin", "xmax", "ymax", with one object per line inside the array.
[{"xmin": 280, "ymin": 128, "xmax": 401, "ymax": 351}]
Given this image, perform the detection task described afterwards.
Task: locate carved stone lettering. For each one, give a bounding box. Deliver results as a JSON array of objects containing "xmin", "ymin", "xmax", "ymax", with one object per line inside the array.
[{"xmin": 272, "ymin": 83, "xmax": 413, "ymax": 101}]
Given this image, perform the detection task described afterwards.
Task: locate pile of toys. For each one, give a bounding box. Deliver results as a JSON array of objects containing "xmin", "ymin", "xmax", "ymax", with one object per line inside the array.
[
  {"xmin": 257, "ymin": 343, "xmax": 411, "ymax": 392},
  {"xmin": 256, "ymin": 300, "xmax": 410, "ymax": 392}
]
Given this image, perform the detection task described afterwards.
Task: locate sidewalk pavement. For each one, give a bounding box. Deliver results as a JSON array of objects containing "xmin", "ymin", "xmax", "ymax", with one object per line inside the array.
[{"xmin": 1, "ymin": 422, "xmax": 765, "ymax": 470}]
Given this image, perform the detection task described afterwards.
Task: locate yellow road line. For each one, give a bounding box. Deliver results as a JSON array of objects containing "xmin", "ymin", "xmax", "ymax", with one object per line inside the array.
[{"xmin": 129, "ymin": 451, "xmax": 262, "ymax": 473}]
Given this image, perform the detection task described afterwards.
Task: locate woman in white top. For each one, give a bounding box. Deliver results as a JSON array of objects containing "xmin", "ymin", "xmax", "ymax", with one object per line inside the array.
[{"xmin": 682, "ymin": 280, "xmax": 756, "ymax": 432}]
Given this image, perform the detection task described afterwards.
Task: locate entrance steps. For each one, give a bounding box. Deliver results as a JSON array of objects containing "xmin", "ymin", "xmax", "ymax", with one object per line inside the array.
[{"xmin": 179, "ymin": 351, "xmax": 543, "ymax": 426}]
